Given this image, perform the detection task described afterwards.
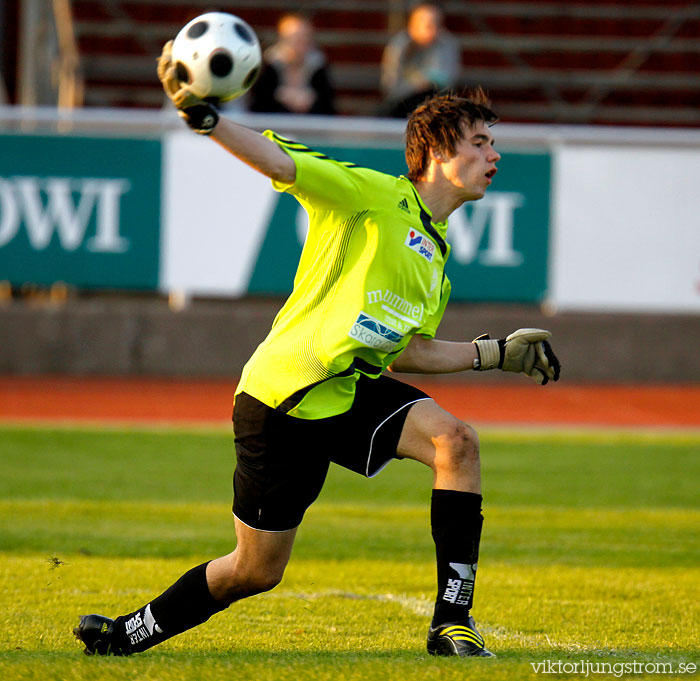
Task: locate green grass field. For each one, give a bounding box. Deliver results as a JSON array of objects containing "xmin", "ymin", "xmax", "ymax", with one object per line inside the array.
[{"xmin": 0, "ymin": 424, "xmax": 698, "ymax": 680}]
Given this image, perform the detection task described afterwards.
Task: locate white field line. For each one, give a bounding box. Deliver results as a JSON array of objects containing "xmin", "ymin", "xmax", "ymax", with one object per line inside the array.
[{"xmin": 268, "ymin": 588, "xmax": 575, "ymax": 649}]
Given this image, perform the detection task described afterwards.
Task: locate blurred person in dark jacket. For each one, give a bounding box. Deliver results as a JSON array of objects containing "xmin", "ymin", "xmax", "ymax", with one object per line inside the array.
[
  {"xmin": 249, "ymin": 13, "xmax": 335, "ymax": 115},
  {"xmin": 380, "ymin": 2, "xmax": 460, "ymax": 118}
]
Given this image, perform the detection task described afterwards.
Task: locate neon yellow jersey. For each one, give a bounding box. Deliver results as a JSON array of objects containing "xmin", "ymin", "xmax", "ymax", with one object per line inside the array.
[{"xmin": 235, "ymin": 131, "xmax": 452, "ymax": 419}]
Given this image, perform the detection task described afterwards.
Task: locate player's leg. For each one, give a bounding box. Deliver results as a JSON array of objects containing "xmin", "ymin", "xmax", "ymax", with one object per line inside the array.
[
  {"xmin": 322, "ymin": 374, "xmax": 490, "ymax": 656},
  {"xmin": 397, "ymin": 398, "xmax": 481, "ymax": 492},
  {"xmin": 74, "ymin": 519, "xmax": 298, "ymax": 656},
  {"xmin": 397, "ymin": 399, "xmax": 493, "ymax": 657},
  {"xmin": 75, "ymin": 391, "xmax": 329, "ymax": 656},
  {"xmin": 206, "ymin": 517, "xmax": 297, "ymax": 602}
]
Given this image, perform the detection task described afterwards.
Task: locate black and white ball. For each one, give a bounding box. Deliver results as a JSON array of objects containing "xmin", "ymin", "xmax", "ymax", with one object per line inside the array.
[{"xmin": 171, "ymin": 12, "xmax": 262, "ymax": 102}]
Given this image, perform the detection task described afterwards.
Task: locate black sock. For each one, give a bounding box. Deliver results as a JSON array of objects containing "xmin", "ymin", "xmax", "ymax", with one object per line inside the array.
[
  {"xmin": 112, "ymin": 561, "xmax": 227, "ymax": 653},
  {"xmin": 430, "ymin": 489, "xmax": 484, "ymax": 627}
]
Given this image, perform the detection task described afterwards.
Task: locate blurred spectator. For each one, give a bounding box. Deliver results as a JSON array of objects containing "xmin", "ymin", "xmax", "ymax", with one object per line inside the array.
[
  {"xmin": 379, "ymin": 2, "xmax": 460, "ymax": 118},
  {"xmin": 249, "ymin": 13, "xmax": 335, "ymax": 115}
]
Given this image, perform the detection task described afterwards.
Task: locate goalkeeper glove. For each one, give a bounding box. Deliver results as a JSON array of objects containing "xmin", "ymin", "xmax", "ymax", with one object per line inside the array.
[
  {"xmin": 157, "ymin": 40, "xmax": 219, "ymax": 135},
  {"xmin": 472, "ymin": 328, "xmax": 561, "ymax": 385}
]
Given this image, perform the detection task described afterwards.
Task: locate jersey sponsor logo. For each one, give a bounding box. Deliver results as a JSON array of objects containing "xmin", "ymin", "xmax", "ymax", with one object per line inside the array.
[
  {"xmin": 348, "ymin": 311, "xmax": 403, "ymax": 352},
  {"xmin": 366, "ymin": 289, "xmax": 424, "ymax": 327},
  {"xmin": 404, "ymin": 229, "xmax": 435, "ymax": 262}
]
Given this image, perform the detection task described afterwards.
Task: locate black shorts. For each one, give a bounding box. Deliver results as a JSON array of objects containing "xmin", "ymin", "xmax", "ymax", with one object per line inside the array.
[{"xmin": 232, "ymin": 374, "xmax": 430, "ymax": 532}]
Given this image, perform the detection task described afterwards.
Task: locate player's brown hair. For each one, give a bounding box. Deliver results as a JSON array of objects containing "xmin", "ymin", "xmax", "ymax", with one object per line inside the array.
[{"xmin": 405, "ymin": 88, "xmax": 498, "ymax": 182}]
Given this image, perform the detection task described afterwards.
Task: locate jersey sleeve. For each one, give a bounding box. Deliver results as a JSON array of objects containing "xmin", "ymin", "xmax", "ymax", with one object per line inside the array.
[
  {"xmin": 417, "ymin": 274, "xmax": 451, "ymax": 339},
  {"xmin": 263, "ymin": 130, "xmax": 382, "ymax": 211}
]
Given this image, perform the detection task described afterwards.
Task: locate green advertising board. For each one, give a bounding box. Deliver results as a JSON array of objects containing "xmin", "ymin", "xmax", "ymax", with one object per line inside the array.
[
  {"xmin": 248, "ymin": 145, "xmax": 550, "ymax": 302},
  {"xmin": 0, "ymin": 134, "xmax": 161, "ymax": 290}
]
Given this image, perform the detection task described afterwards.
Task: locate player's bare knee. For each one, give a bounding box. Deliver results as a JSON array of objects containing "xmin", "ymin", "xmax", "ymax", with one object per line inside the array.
[
  {"xmin": 249, "ymin": 571, "xmax": 283, "ymax": 595},
  {"xmin": 432, "ymin": 421, "xmax": 480, "ymax": 472},
  {"xmin": 218, "ymin": 558, "xmax": 285, "ymax": 601},
  {"xmin": 223, "ymin": 570, "xmax": 283, "ymax": 601},
  {"xmin": 249, "ymin": 559, "xmax": 287, "ymax": 592}
]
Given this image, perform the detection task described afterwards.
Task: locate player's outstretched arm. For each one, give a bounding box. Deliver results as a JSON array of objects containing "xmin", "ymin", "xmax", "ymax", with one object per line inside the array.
[
  {"xmin": 157, "ymin": 40, "xmax": 295, "ymax": 184},
  {"xmin": 388, "ymin": 335, "xmax": 478, "ymax": 374},
  {"xmin": 389, "ymin": 330, "xmax": 561, "ymax": 385},
  {"xmin": 211, "ymin": 119, "xmax": 296, "ymax": 184},
  {"xmin": 472, "ymin": 328, "xmax": 561, "ymax": 385}
]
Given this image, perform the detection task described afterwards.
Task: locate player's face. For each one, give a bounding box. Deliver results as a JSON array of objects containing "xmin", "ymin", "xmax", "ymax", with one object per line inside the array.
[{"xmin": 442, "ymin": 122, "xmax": 500, "ymax": 201}]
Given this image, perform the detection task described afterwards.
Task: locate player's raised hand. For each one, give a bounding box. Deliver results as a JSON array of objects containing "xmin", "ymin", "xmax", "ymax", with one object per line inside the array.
[
  {"xmin": 472, "ymin": 328, "xmax": 561, "ymax": 385},
  {"xmin": 157, "ymin": 40, "xmax": 219, "ymax": 134},
  {"xmin": 158, "ymin": 40, "xmax": 197, "ymax": 109}
]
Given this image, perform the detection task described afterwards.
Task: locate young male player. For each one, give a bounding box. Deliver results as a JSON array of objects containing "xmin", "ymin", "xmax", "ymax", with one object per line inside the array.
[{"xmin": 73, "ymin": 41, "xmax": 560, "ymax": 659}]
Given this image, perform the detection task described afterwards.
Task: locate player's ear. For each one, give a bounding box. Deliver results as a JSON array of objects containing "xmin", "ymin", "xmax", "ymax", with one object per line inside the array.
[{"xmin": 429, "ymin": 147, "xmax": 447, "ymax": 164}]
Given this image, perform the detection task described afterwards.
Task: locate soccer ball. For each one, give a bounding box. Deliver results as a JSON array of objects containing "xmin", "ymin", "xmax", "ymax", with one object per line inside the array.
[{"xmin": 171, "ymin": 12, "xmax": 262, "ymax": 103}]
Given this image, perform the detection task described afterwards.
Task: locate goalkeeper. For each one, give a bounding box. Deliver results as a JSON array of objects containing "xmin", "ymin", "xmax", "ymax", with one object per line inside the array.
[{"xmin": 74, "ymin": 41, "xmax": 560, "ymax": 659}]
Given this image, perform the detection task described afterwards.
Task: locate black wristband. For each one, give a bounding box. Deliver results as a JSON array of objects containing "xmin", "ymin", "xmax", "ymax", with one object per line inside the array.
[
  {"xmin": 496, "ymin": 338, "xmax": 506, "ymax": 369},
  {"xmin": 180, "ymin": 104, "xmax": 219, "ymax": 135}
]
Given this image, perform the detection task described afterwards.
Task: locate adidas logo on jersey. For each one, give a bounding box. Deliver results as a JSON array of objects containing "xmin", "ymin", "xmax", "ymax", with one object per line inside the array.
[{"xmin": 397, "ymin": 198, "xmax": 410, "ymax": 214}]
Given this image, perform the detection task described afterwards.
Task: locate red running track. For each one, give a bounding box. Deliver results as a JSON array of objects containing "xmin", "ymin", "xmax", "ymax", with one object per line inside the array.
[{"xmin": 1, "ymin": 376, "xmax": 699, "ymax": 429}]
